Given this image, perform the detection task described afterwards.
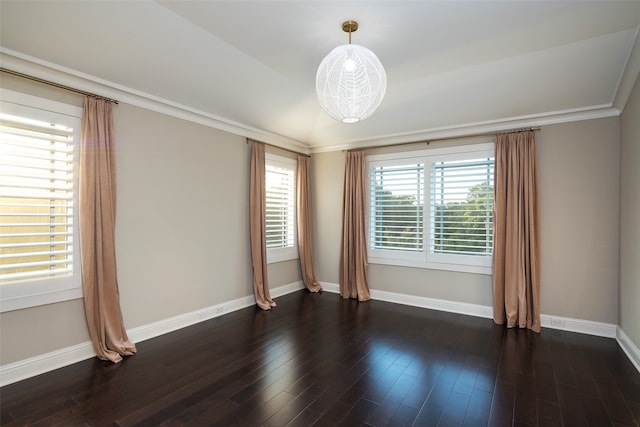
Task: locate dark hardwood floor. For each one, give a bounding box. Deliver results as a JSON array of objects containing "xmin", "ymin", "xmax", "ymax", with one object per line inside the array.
[{"xmin": 1, "ymin": 290, "xmax": 639, "ymax": 426}]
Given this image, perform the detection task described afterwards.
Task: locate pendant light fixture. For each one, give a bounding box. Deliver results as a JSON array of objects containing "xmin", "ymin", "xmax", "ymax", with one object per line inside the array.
[{"xmin": 316, "ymin": 20, "xmax": 387, "ymax": 123}]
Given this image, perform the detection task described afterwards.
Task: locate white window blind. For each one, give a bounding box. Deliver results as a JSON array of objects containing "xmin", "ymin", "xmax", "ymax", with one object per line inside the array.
[
  {"xmin": 265, "ymin": 157, "xmax": 296, "ymax": 251},
  {"xmin": 367, "ymin": 143, "xmax": 495, "ymax": 274},
  {"xmin": 370, "ymin": 163, "xmax": 424, "ymax": 252},
  {"xmin": 0, "ymin": 112, "xmax": 76, "ymax": 283},
  {"xmin": 430, "ymin": 157, "xmax": 494, "ymax": 256}
]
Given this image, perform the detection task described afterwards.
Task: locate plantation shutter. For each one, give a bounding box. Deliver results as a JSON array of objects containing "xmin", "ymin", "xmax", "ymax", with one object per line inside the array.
[
  {"xmin": 370, "ymin": 163, "xmax": 424, "ymax": 252},
  {"xmin": 0, "ymin": 112, "xmax": 76, "ymax": 283},
  {"xmin": 265, "ymin": 162, "xmax": 295, "ymax": 249},
  {"xmin": 430, "ymin": 158, "xmax": 494, "ymax": 256}
]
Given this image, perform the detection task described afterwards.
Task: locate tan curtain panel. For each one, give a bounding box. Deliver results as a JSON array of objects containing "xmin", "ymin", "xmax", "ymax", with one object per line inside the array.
[
  {"xmin": 339, "ymin": 150, "xmax": 371, "ymax": 301},
  {"xmin": 296, "ymin": 155, "xmax": 322, "ymax": 293},
  {"xmin": 79, "ymin": 97, "xmax": 136, "ymax": 362},
  {"xmin": 249, "ymin": 140, "xmax": 276, "ymax": 310},
  {"xmin": 492, "ymin": 130, "xmax": 541, "ymax": 332}
]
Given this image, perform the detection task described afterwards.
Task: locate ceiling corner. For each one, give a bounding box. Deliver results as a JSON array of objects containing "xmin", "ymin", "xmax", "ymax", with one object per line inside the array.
[{"xmin": 613, "ymin": 26, "xmax": 640, "ymax": 113}]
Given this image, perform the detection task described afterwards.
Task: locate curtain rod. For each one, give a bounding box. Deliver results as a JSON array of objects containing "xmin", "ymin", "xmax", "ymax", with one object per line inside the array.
[
  {"xmin": 1, "ymin": 67, "xmax": 119, "ymax": 104},
  {"xmin": 345, "ymin": 127, "xmax": 541, "ymax": 152},
  {"xmin": 246, "ymin": 138, "xmax": 310, "ymax": 157}
]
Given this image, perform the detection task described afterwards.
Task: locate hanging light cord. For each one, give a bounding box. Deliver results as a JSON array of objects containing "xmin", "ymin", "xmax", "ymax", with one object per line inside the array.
[{"xmin": 342, "ymin": 20, "xmax": 358, "ymax": 44}]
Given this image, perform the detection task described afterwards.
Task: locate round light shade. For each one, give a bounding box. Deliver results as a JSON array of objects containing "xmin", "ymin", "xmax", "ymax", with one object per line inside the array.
[{"xmin": 316, "ymin": 43, "xmax": 387, "ymax": 123}]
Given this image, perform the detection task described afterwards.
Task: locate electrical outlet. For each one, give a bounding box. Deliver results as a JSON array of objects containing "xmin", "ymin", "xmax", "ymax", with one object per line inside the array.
[
  {"xmin": 550, "ymin": 318, "xmax": 566, "ymax": 328},
  {"xmin": 215, "ymin": 306, "xmax": 224, "ymax": 315}
]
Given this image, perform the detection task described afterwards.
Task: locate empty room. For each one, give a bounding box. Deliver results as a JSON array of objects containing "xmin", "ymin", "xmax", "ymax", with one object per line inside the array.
[{"xmin": 1, "ymin": 1, "xmax": 639, "ymax": 426}]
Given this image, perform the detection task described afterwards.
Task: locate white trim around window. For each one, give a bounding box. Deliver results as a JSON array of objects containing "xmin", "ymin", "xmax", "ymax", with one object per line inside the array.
[
  {"xmin": 264, "ymin": 153, "xmax": 298, "ymax": 264},
  {"xmin": 367, "ymin": 142, "xmax": 495, "ymax": 275},
  {"xmin": 0, "ymin": 89, "xmax": 83, "ymax": 312}
]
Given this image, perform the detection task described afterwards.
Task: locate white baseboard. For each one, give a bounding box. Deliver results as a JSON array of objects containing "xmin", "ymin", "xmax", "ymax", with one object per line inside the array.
[
  {"xmin": 322, "ymin": 281, "xmax": 491, "ymax": 318},
  {"xmin": 540, "ymin": 314, "xmax": 617, "ymax": 338},
  {"xmin": 321, "ymin": 282, "xmax": 340, "ymax": 294},
  {"xmin": 321, "ymin": 282, "xmax": 617, "ymax": 339},
  {"xmin": 271, "ymin": 280, "xmax": 306, "ymax": 298},
  {"xmin": 617, "ymin": 327, "xmax": 640, "ymax": 374},
  {"xmin": 127, "ymin": 281, "xmax": 304, "ymax": 344},
  {"xmin": 371, "ymin": 288, "xmax": 494, "ymax": 319},
  {"xmin": 0, "ymin": 281, "xmax": 627, "ymax": 386},
  {"xmin": 0, "ymin": 281, "xmax": 304, "ymax": 387},
  {"xmin": 0, "ymin": 342, "xmax": 96, "ymax": 388}
]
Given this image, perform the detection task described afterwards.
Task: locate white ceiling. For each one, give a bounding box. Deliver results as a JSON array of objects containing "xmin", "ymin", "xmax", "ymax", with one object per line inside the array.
[{"xmin": 1, "ymin": 1, "xmax": 639, "ymax": 153}]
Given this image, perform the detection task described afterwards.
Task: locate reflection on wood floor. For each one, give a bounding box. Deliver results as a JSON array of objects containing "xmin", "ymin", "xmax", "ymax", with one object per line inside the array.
[{"xmin": 1, "ymin": 290, "xmax": 639, "ymax": 426}]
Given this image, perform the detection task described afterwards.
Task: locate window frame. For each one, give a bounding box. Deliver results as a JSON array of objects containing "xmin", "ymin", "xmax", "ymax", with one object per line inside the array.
[
  {"xmin": 368, "ymin": 157, "xmax": 426, "ymax": 264},
  {"xmin": 264, "ymin": 153, "xmax": 298, "ymax": 264},
  {"xmin": 367, "ymin": 142, "xmax": 495, "ymax": 275},
  {"xmin": 0, "ymin": 89, "xmax": 83, "ymax": 312}
]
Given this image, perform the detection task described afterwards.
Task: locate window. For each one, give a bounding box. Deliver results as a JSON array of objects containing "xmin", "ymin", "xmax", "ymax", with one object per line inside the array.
[
  {"xmin": 370, "ymin": 162, "xmax": 425, "ymax": 259},
  {"xmin": 368, "ymin": 143, "xmax": 494, "ymax": 274},
  {"xmin": 0, "ymin": 89, "xmax": 83, "ymax": 312},
  {"xmin": 265, "ymin": 153, "xmax": 297, "ymax": 263}
]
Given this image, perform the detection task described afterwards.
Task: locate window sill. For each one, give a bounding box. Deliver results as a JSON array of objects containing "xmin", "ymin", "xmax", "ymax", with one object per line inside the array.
[
  {"xmin": 0, "ymin": 287, "xmax": 83, "ymax": 312},
  {"xmin": 266, "ymin": 248, "xmax": 299, "ymax": 264},
  {"xmin": 368, "ymin": 256, "xmax": 492, "ymax": 275}
]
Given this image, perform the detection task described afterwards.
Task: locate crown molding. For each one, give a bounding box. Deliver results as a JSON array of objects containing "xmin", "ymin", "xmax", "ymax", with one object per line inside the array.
[
  {"xmin": 2, "ymin": 47, "xmax": 628, "ymax": 156},
  {"xmin": 613, "ymin": 26, "xmax": 640, "ymax": 113},
  {"xmin": 309, "ymin": 105, "xmax": 621, "ymax": 153},
  {"xmin": 0, "ymin": 48, "xmax": 311, "ymax": 155}
]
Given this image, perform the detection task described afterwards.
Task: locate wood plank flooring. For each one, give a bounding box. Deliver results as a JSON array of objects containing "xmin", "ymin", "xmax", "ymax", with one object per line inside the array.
[{"xmin": 1, "ymin": 290, "xmax": 639, "ymax": 426}]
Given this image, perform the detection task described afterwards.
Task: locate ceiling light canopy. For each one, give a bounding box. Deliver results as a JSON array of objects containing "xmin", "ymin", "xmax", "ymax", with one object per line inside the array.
[{"xmin": 316, "ymin": 20, "xmax": 387, "ymax": 124}]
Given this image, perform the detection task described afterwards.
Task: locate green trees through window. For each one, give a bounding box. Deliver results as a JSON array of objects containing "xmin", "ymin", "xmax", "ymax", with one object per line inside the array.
[
  {"xmin": 372, "ymin": 181, "xmax": 493, "ymax": 254},
  {"xmin": 372, "ymin": 185, "xmax": 424, "ymax": 251},
  {"xmin": 432, "ymin": 181, "xmax": 493, "ymax": 255},
  {"xmin": 370, "ymin": 154, "xmax": 494, "ymax": 259}
]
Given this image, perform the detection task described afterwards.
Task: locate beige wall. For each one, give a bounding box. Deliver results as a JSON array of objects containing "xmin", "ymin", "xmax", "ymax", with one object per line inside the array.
[
  {"xmin": 537, "ymin": 118, "xmax": 619, "ymax": 323},
  {"xmin": 114, "ymin": 104, "xmax": 251, "ymax": 326},
  {"xmin": 0, "ymin": 76, "xmax": 301, "ymax": 365},
  {"xmin": 312, "ymin": 118, "xmax": 621, "ymax": 324},
  {"xmin": 0, "ymin": 72, "xmax": 627, "ymax": 368},
  {"xmin": 310, "ymin": 150, "xmax": 344, "ymax": 284},
  {"xmin": 0, "ymin": 75, "xmax": 90, "ymax": 365},
  {"xmin": 0, "ymin": 299, "xmax": 90, "ymax": 364},
  {"xmin": 620, "ymin": 73, "xmax": 640, "ymax": 348}
]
